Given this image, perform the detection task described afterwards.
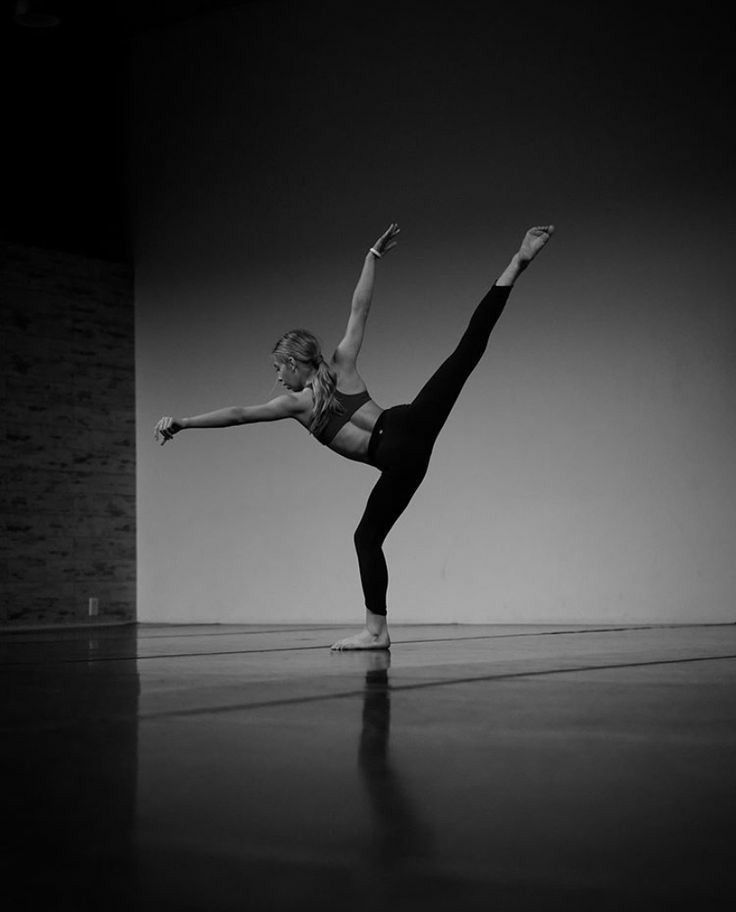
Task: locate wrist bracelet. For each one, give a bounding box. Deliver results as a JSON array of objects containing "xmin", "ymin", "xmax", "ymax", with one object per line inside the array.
[{"xmin": 369, "ymin": 247, "xmax": 382, "ymax": 258}]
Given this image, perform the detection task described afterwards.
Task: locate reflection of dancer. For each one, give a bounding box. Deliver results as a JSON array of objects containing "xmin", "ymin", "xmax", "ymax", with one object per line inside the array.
[
  {"xmin": 155, "ymin": 224, "xmax": 554, "ymax": 650},
  {"xmin": 358, "ymin": 653, "xmax": 433, "ymax": 866}
]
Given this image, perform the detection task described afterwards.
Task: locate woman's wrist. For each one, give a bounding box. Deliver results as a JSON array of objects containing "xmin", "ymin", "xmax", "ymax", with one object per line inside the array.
[
  {"xmin": 368, "ymin": 247, "xmax": 382, "ymax": 259},
  {"xmin": 496, "ymin": 254, "xmax": 525, "ymax": 287},
  {"xmin": 514, "ymin": 251, "xmax": 532, "ymax": 272}
]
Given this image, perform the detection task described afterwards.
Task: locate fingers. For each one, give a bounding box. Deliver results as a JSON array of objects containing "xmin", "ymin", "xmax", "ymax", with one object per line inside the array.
[
  {"xmin": 376, "ymin": 222, "xmax": 400, "ymax": 252},
  {"xmin": 154, "ymin": 417, "xmax": 173, "ymax": 445}
]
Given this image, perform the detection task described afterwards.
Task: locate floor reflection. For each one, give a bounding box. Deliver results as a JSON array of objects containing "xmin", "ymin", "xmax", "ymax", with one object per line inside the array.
[
  {"xmin": 358, "ymin": 652, "xmax": 434, "ymax": 867},
  {"xmin": 2, "ymin": 627, "xmax": 140, "ymax": 911},
  {"xmin": 7, "ymin": 624, "xmax": 736, "ymax": 910}
]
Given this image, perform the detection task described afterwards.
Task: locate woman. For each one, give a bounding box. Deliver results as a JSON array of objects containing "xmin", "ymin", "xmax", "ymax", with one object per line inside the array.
[{"xmin": 155, "ymin": 223, "xmax": 554, "ymax": 650}]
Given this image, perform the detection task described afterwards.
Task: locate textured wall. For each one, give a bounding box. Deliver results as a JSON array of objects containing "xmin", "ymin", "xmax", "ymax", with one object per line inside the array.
[{"xmin": 1, "ymin": 244, "xmax": 135, "ymax": 627}]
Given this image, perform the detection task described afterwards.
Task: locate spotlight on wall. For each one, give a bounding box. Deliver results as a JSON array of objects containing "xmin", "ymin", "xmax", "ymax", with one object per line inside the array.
[{"xmin": 14, "ymin": 0, "xmax": 61, "ymax": 27}]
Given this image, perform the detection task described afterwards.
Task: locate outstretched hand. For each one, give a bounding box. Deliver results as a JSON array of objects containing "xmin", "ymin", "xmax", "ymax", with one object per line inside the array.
[
  {"xmin": 372, "ymin": 223, "xmax": 400, "ymax": 256},
  {"xmin": 154, "ymin": 416, "xmax": 184, "ymax": 446}
]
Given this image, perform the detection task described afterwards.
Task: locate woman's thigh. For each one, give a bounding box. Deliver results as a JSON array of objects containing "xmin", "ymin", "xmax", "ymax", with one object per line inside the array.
[{"xmin": 356, "ymin": 459, "xmax": 429, "ymax": 543}]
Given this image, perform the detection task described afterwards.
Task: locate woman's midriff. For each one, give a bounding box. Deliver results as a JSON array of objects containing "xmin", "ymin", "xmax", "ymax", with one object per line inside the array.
[{"xmin": 327, "ymin": 400, "xmax": 384, "ymax": 463}]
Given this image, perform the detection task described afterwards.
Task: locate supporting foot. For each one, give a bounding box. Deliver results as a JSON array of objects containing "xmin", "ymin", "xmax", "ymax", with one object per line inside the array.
[{"xmin": 330, "ymin": 627, "xmax": 391, "ymax": 651}]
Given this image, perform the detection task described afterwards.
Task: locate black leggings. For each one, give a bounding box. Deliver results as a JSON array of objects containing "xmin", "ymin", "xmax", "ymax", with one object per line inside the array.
[{"xmin": 356, "ymin": 283, "xmax": 512, "ymax": 615}]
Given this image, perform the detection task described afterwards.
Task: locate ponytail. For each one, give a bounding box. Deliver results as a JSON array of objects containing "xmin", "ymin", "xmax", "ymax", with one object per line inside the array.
[{"xmin": 308, "ymin": 356, "xmax": 344, "ymax": 437}]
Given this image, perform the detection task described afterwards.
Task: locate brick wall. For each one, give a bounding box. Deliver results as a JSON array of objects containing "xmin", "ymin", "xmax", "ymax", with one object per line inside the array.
[{"xmin": 1, "ymin": 244, "xmax": 135, "ymax": 627}]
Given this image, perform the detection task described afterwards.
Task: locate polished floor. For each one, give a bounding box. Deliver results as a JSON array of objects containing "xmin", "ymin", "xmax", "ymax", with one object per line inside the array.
[{"xmin": 3, "ymin": 622, "xmax": 736, "ymax": 911}]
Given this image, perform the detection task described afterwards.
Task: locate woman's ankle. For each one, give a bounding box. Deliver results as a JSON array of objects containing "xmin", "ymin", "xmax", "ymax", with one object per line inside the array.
[{"xmin": 365, "ymin": 610, "xmax": 387, "ymax": 634}]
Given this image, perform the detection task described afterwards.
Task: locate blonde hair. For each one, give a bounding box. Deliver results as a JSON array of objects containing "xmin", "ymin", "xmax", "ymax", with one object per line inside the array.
[{"xmin": 272, "ymin": 329, "xmax": 343, "ymax": 437}]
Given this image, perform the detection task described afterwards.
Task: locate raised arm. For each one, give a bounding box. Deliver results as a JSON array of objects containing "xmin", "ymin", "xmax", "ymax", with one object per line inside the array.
[
  {"xmin": 333, "ymin": 223, "xmax": 400, "ymax": 368},
  {"xmin": 154, "ymin": 394, "xmax": 304, "ymax": 445}
]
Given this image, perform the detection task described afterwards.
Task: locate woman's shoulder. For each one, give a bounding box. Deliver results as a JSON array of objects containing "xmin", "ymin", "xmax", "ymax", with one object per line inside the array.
[
  {"xmin": 288, "ymin": 387, "xmax": 314, "ymax": 429},
  {"xmin": 330, "ymin": 363, "xmax": 368, "ymax": 395},
  {"xmin": 293, "ymin": 387, "xmax": 314, "ymax": 407}
]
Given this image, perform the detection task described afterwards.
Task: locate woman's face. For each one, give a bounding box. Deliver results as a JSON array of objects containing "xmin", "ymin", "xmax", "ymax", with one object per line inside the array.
[{"xmin": 273, "ymin": 358, "xmax": 303, "ymax": 391}]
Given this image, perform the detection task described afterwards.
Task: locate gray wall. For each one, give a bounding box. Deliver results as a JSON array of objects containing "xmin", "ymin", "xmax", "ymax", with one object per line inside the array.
[
  {"xmin": 133, "ymin": 2, "xmax": 736, "ymax": 625},
  {"xmin": 1, "ymin": 245, "xmax": 135, "ymax": 627}
]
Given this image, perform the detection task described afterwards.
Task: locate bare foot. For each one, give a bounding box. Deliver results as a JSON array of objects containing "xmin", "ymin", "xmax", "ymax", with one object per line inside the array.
[
  {"xmin": 517, "ymin": 224, "xmax": 555, "ymax": 267},
  {"xmin": 330, "ymin": 628, "xmax": 391, "ymax": 651}
]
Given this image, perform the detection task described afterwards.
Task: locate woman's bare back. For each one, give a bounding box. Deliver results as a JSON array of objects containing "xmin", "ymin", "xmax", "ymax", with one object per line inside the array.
[{"xmin": 293, "ymin": 363, "xmax": 384, "ymax": 462}]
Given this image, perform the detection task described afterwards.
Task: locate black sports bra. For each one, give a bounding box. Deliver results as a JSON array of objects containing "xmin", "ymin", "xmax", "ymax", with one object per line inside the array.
[{"xmin": 314, "ymin": 389, "xmax": 371, "ymax": 445}]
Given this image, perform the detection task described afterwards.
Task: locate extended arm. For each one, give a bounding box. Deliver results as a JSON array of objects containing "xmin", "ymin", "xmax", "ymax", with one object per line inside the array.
[
  {"xmin": 333, "ymin": 223, "xmax": 400, "ymax": 367},
  {"xmin": 351, "ymin": 250, "xmax": 378, "ymax": 312},
  {"xmin": 154, "ymin": 395, "xmax": 303, "ymax": 445}
]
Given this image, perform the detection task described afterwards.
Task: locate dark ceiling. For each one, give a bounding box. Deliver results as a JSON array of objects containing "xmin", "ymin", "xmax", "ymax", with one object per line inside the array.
[{"xmin": 4, "ymin": 0, "xmax": 267, "ymax": 261}]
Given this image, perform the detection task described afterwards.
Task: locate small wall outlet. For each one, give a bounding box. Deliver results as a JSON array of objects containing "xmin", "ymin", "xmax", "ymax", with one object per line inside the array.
[{"xmin": 88, "ymin": 597, "xmax": 99, "ymax": 617}]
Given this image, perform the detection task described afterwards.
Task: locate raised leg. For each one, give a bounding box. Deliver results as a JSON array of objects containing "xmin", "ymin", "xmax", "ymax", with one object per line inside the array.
[
  {"xmin": 408, "ymin": 225, "xmax": 554, "ymax": 443},
  {"xmin": 407, "ymin": 283, "xmax": 512, "ymax": 442}
]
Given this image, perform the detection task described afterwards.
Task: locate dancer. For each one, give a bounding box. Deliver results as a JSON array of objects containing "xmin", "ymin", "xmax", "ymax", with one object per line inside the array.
[{"xmin": 155, "ymin": 223, "xmax": 554, "ymax": 650}]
